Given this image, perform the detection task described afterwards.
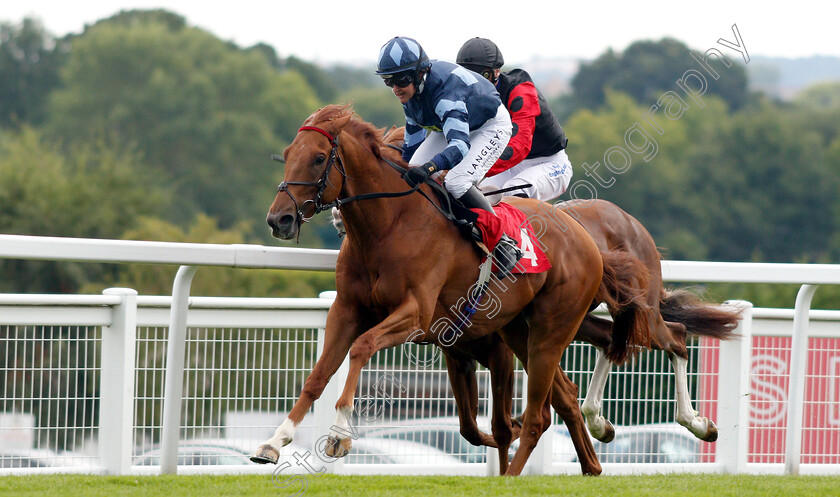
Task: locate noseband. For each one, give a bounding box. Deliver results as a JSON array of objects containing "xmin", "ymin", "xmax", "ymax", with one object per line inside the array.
[{"xmin": 276, "ymin": 126, "xmax": 347, "ymax": 225}]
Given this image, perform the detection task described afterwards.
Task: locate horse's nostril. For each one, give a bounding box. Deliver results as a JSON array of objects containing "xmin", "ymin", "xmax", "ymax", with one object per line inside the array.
[
  {"xmin": 279, "ymin": 214, "xmax": 295, "ymax": 227},
  {"xmin": 267, "ymin": 212, "xmax": 295, "ymax": 229}
]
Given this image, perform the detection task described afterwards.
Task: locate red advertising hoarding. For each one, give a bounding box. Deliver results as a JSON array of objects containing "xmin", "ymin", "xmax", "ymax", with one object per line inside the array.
[{"xmin": 700, "ymin": 337, "xmax": 840, "ymax": 463}]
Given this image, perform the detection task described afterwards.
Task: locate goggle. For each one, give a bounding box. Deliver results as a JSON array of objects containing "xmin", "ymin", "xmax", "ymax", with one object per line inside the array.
[{"xmin": 383, "ymin": 72, "xmax": 414, "ymax": 88}]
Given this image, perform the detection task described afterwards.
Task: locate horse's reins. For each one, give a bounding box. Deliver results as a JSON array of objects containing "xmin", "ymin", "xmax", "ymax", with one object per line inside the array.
[
  {"xmin": 280, "ymin": 128, "xmax": 510, "ymax": 333},
  {"xmin": 279, "ymin": 126, "xmax": 468, "ymax": 228}
]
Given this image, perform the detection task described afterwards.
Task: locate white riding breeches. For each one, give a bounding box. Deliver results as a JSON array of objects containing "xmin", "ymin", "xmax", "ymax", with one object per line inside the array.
[
  {"xmin": 479, "ymin": 149, "xmax": 573, "ymax": 202},
  {"xmin": 408, "ymin": 104, "xmax": 511, "ymax": 199}
]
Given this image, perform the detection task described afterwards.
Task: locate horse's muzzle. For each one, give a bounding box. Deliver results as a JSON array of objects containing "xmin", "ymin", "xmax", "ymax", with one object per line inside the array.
[{"xmin": 266, "ymin": 211, "xmax": 297, "ymax": 240}]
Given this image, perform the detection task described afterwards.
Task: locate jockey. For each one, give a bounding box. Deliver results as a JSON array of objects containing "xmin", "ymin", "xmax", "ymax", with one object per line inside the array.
[
  {"xmin": 376, "ymin": 36, "xmax": 522, "ymax": 278},
  {"xmin": 456, "ymin": 37, "xmax": 573, "ymax": 205}
]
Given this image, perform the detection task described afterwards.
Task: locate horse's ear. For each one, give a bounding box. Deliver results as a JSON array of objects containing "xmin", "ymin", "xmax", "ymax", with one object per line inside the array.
[{"xmin": 324, "ymin": 112, "xmax": 353, "ymax": 137}]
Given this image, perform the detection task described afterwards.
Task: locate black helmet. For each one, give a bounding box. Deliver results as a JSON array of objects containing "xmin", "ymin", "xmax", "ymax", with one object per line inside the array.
[{"xmin": 456, "ymin": 37, "xmax": 505, "ymax": 76}]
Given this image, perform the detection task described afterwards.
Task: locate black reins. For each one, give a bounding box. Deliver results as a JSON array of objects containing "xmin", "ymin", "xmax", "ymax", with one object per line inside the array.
[{"xmin": 277, "ymin": 126, "xmax": 467, "ymax": 228}]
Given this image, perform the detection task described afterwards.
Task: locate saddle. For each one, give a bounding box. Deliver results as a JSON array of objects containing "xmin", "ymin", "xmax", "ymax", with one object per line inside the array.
[{"xmin": 330, "ymin": 176, "xmax": 550, "ymax": 278}]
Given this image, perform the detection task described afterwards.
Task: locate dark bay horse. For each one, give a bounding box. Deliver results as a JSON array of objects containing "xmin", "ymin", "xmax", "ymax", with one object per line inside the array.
[{"xmin": 254, "ymin": 104, "xmax": 650, "ymax": 475}]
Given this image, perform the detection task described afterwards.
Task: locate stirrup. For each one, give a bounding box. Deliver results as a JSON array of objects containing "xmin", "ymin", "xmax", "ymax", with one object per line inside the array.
[{"xmin": 493, "ymin": 234, "xmax": 523, "ymax": 280}]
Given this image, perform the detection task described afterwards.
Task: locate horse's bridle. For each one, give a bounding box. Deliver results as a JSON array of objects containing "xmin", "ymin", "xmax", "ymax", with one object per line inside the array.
[
  {"xmin": 275, "ymin": 126, "xmax": 347, "ymax": 225},
  {"xmin": 276, "ymin": 125, "xmax": 467, "ymax": 231}
]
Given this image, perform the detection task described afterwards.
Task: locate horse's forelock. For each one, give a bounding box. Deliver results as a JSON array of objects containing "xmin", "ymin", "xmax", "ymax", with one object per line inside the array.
[
  {"xmin": 306, "ymin": 104, "xmax": 354, "ymax": 127},
  {"xmin": 302, "ymin": 104, "xmax": 386, "ymax": 159}
]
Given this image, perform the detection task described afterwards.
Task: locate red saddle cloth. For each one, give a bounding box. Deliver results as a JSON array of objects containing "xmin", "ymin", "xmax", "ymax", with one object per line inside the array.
[{"xmin": 471, "ymin": 202, "xmax": 552, "ymax": 274}]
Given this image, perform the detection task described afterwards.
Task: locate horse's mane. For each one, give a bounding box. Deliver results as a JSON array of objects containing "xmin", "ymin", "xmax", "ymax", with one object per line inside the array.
[{"xmin": 306, "ymin": 104, "xmax": 390, "ymax": 160}]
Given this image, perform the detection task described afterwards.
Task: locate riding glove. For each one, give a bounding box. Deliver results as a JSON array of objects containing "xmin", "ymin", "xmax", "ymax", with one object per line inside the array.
[{"xmin": 403, "ymin": 162, "xmax": 438, "ymax": 187}]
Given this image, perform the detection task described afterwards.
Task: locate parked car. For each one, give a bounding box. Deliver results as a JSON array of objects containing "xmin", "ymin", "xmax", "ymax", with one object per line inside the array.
[
  {"xmin": 0, "ymin": 448, "xmax": 96, "ymax": 468},
  {"xmin": 132, "ymin": 439, "xmax": 308, "ymax": 466},
  {"xmin": 358, "ymin": 417, "xmax": 489, "ymax": 463},
  {"xmin": 344, "ymin": 437, "xmax": 465, "ymax": 465},
  {"xmin": 357, "ymin": 416, "xmax": 578, "ymax": 464},
  {"xmin": 1, "ymin": 450, "xmax": 55, "ymax": 468},
  {"xmin": 588, "ymin": 423, "xmax": 701, "ymax": 463}
]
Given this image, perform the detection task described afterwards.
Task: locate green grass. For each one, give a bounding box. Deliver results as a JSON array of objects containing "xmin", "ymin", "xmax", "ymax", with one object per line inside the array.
[{"xmin": 1, "ymin": 474, "xmax": 838, "ymax": 497}]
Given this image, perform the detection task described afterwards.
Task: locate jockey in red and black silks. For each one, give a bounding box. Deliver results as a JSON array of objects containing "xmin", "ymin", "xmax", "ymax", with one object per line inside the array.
[{"xmin": 457, "ymin": 37, "xmax": 573, "ymax": 203}]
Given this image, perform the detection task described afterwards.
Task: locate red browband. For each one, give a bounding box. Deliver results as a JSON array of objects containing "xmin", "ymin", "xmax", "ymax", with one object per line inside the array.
[{"xmin": 298, "ymin": 126, "xmax": 337, "ymax": 146}]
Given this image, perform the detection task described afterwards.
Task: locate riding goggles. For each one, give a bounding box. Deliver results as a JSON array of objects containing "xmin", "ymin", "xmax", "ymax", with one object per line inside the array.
[{"xmin": 382, "ymin": 71, "xmax": 414, "ymax": 88}]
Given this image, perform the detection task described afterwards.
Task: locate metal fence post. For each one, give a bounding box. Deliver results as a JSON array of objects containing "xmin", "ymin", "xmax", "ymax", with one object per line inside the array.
[
  {"xmin": 716, "ymin": 300, "xmax": 752, "ymax": 473},
  {"xmin": 98, "ymin": 288, "xmax": 138, "ymax": 475},
  {"xmin": 785, "ymin": 284, "xmax": 818, "ymax": 475},
  {"xmin": 160, "ymin": 265, "xmax": 199, "ymax": 475}
]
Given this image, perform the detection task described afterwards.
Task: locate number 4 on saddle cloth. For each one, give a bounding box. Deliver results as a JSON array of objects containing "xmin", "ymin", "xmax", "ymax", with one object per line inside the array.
[{"xmin": 470, "ymin": 202, "xmax": 552, "ymax": 279}]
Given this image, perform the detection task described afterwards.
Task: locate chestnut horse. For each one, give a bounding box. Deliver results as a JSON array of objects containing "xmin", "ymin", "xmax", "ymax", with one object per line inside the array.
[
  {"xmin": 442, "ymin": 199, "xmax": 742, "ymax": 472},
  {"xmin": 254, "ymin": 104, "xmax": 649, "ymax": 475},
  {"xmin": 328, "ymin": 126, "xmax": 738, "ymax": 474}
]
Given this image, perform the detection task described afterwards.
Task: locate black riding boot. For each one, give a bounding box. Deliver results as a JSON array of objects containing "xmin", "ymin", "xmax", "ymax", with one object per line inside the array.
[{"xmin": 458, "ymin": 185, "xmax": 523, "ymax": 279}]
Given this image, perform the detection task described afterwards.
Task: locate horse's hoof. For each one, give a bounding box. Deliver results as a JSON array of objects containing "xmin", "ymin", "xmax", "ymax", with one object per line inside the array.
[
  {"xmin": 250, "ymin": 444, "xmax": 280, "ymax": 464},
  {"xmin": 324, "ymin": 436, "xmax": 352, "ymax": 458},
  {"xmin": 700, "ymin": 420, "xmax": 718, "ymax": 442},
  {"xmin": 596, "ymin": 420, "xmax": 615, "ymax": 444}
]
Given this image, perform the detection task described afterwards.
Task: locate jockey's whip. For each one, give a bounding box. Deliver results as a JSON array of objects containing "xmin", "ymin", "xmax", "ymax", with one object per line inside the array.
[{"xmin": 481, "ymin": 183, "xmax": 533, "ymax": 196}]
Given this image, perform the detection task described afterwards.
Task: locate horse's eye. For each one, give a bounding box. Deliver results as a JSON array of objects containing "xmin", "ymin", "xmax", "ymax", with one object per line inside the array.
[{"xmin": 314, "ymin": 156, "xmax": 326, "ymax": 166}]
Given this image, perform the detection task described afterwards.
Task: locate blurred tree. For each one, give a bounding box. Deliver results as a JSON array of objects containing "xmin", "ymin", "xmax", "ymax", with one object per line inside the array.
[
  {"xmin": 794, "ymin": 81, "xmax": 840, "ymax": 110},
  {"xmin": 45, "ymin": 10, "xmax": 319, "ymax": 231},
  {"xmin": 564, "ymin": 91, "xmax": 698, "ymax": 258},
  {"xmin": 0, "ymin": 127, "xmax": 168, "ymax": 292},
  {"xmin": 570, "ymin": 38, "xmax": 748, "ymax": 112},
  {"xmin": 340, "ymin": 86, "xmax": 405, "ymax": 128},
  {"xmin": 789, "ymin": 82, "xmax": 840, "ymax": 150},
  {"xmin": 86, "ymin": 214, "xmax": 336, "ymax": 297},
  {"xmin": 0, "ymin": 17, "xmax": 67, "ymax": 128},
  {"xmin": 328, "ymin": 64, "xmax": 380, "ymax": 90},
  {"xmin": 284, "ymin": 55, "xmax": 339, "ymax": 103},
  {"xmin": 564, "ymin": 89, "xmax": 838, "ymax": 266},
  {"xmin": 683, "ymin": 100, "xmax": 837, "ymax": 263}
]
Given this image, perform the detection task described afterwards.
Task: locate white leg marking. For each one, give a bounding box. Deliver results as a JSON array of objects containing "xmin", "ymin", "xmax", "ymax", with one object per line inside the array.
[
  {"xmin": 671, "ymin": 355, "xmax": 713, "ymax": 439},
  {"xmin": 328, "ymin": 406, "xmax": 355, "ymax": 439},
  {"xmin": 581, "ymin": 348, "xmax": 612, "ymax": 439},
  {"xmin": 265, "ymin": 418, "xmax": 297, "ymax": 449}
]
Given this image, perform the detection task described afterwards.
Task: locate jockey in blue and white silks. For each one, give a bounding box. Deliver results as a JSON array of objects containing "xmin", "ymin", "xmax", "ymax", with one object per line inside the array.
[
  {"xmin": 399, "ymin": 60, "xmax": 510, "ymax": 198},
  {"xmin": 376, "ymin": 36, "xmax": 521, "ymax": 278},
  {"xmin": 376, "ymin": 36, "xmax": 512, "ymax": 200}
]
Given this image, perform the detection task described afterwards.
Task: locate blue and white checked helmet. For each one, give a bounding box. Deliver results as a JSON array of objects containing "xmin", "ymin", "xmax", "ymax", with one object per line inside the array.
[{"xmin": 375, "ymin": 36, "xmax": 430, "ymax": 75}]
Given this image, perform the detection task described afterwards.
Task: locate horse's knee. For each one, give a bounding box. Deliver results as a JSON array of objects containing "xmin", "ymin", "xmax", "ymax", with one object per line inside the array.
[
  {"xmin": 517, "ymin": 421, "xmax": 544, "ymax": 452},
  {"xmin": 348, "ymin": 340, "xmax": 374, "ymax": 362}
]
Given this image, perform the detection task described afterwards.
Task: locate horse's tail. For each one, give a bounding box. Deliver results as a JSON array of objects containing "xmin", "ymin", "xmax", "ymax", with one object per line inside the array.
[
  {"xmin": 660, "ymin": 288, "xmax": 742, "ymax": 340},
  {"xmin": 595, "ymin": 250, "xmax": 654, "ymax": 363}
]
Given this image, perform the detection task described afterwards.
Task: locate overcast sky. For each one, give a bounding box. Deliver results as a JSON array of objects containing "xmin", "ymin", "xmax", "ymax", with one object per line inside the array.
[{"xmin": 3, "ymin": 1, "xmax": 838, "ymax": 66}]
